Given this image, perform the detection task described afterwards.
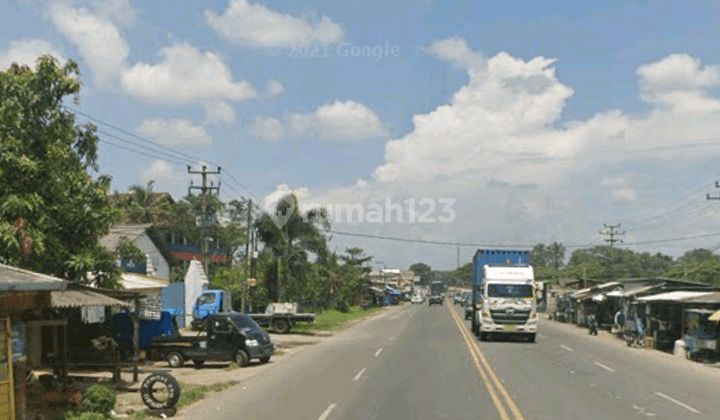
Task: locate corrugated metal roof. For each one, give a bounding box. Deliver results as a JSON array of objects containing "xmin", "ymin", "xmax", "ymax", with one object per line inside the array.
[
  {"xmin": 572, "ymin": 282, "xmax": 622, "ymax": 299},
  {"xmin": 0, "ymin": 263, "xmax": 67, "ymax": 292},
  {"xmin": 681, "ymin": 292, "xmax": 720, "ymax": 304},
  {"xmin": 637, "ymin": 291, "xmax": 714, "ymax": 302},
  {"xmin": 51, "ymin": 290, "xmax": 132, "ymax": 308},
  {"xmin": 120, "ymin": 273, "xmax": 169, "ymax": 290}
]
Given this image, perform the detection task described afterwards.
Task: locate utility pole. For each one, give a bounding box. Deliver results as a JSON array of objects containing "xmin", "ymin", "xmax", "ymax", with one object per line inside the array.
[
  {"xmin": 242, "ymin": 200, "xmax": 252, "ymax": 313},
  {"xmin": 599, "ymin": 223, "xmax": 625, "ymax": 259},
  {"xmin": 188, "ymin": 165, "xmax": 221, "ymax": 276},
  {"xmin": 706, "ymin": 181, "xmax": 720, "ymax": 200},
  {"xmin": 457, "ymin": 247, "xmax": 460, "ymax": 269}
]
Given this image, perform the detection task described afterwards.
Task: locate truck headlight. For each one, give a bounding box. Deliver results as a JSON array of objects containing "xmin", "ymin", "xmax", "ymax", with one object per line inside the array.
[
  {"xmin": 474, "ymin": 303, "xmax": 482, "ymax": 310},
  {"xmin": 245, "ymin": 339, "xmax": 259, "ymax": 347}
]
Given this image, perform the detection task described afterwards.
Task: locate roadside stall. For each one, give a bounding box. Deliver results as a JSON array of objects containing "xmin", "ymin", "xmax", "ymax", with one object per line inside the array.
[{"xmin": 683, "ymin": 309, "xmax": 718, "ymax": 362}]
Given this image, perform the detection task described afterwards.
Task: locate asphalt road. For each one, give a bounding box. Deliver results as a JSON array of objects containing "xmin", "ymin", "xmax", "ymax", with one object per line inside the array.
[{"xmin": 175, "ymin": 299, "xmax": 720, "ymax": 420}]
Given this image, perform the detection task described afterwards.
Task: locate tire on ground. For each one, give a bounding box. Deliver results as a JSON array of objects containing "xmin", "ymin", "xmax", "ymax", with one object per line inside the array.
[
  {"xmin": 235, "ymin": 349, "xmax": 250, "ymax": 367},
  {"xmin": 140, "ymin": 372, "xmax": 181, "ymax": 410}
]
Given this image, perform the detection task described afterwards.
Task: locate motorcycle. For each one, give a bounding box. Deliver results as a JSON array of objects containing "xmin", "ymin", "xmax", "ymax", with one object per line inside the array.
[
  {"xmin": 588, "ymin": 316, "xmax": 599, "ymax": 336},
  {"xmin": 624, "ymin": 329, "xmax": 645, "ymax": 348}
]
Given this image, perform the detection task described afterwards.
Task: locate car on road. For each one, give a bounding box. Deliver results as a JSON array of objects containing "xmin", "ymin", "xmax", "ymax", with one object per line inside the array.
[
  {"xmin": 411, "ymin": 294, "xmax": 423, "ymax": 304},
  {"xmin": 454, "ymin": 292, "xmax": 466, "ymax": 305}
]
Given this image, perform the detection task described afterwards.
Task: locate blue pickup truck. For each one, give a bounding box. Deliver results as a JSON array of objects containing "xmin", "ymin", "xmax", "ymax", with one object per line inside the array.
[{"xmin": 192, "ymin": 290, "xmax": 316, "ymax": 334}]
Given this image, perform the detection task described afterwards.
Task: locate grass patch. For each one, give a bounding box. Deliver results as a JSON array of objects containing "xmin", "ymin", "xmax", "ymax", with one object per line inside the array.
[
  {"xmin": 292, "ymin": 306, "xmax": 385, "ymax": 333},
  {"xmin": 274, "ymin": 350, "xmax": 287, "ymax": 357},
  {"xmin": 225, "ymin": 362, "xmax": 239, "ymax": 371},
  {"xmin": 177, "ymin": 381, "xmax": 239, "ymax": 409}
]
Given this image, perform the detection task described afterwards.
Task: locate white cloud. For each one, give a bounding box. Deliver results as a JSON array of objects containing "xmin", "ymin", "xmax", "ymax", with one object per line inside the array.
[
  {"xmin": 637, "ymin": 54, "xmax": 720, "ymax": 113},
  {"xmin": 91, "ymin": 0, "xmax": 137, "ymax": 26},
  {"xmin": 289, "ymin": 100, "xmax": 388, "ymax": 140},
  {"xmin": 48, "ymin": 2, "xmax": 129, "ymax": 88},
  {"xmin": 202, "ymin": 100, "xmax": 236, "ymax": 124},
  {"xmin": 139, "ymin": 160, "xmax": 187, "ymax": 193},
  {"xmin": 250, "ymin": 116, "xmax": 285, "ymax": 140},
  {"xmin": 263, "ymin": 184, "xmax": 310, "ymax": 212},
  {"xmin": 120, "ymin": 43, "xmax": 257, "ymax": 120},
  {"xmin": 204, "ymin": 0, "xmax": 343, "ymax": 48},
  {"xmin": 269, "ymin": 41, "xmax": 720, "ymax": 268},
  {"xmin": 611, "ymin": 188, "xmax": 637, "ymax": 202},
  {"xmin": 266, "ymin": 79, "xmax": 285, "ymax": 95},
  {"xmin": 0, "ymin": 39, "xmax": 65, "ymax": 69},
  {"xmin": 136, "ymin": 119, "xmax": 212, "ymax": 147}
]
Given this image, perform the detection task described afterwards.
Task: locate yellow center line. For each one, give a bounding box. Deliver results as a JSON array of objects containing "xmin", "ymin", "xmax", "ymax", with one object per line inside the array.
[
  {"xmin": 447, "ymin": 304, "xmax": 511, "ymax": 420},
  {"xmin": 448, "ymin": 305, "xmax": 526, "ymax": 420}
]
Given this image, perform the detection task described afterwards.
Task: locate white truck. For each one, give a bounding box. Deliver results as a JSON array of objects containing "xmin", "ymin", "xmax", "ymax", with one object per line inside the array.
[{"xmin": 476, "ymin": 264, "xmax": 538, "ymax": 342}]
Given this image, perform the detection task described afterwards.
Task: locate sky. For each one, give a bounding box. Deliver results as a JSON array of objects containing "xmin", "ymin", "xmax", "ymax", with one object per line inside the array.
[{"xmin": 4, "ymin": 0, "xmax": 720, "ymax": 271}]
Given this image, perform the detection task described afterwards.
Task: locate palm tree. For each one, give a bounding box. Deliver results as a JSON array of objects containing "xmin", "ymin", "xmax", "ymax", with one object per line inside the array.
[
  {"xmin": 124, "ymin": 180, "xmax": 173, "ymax": 225},
  {"xmin": 255, "ymin": 194, "xmax": 330, "ymax": 302}
]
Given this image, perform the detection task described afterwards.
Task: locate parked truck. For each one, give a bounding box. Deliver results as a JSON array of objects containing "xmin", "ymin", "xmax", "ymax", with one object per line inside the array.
[
  {"xmin": 191, "ymin": 289, "xmax": 316, "ymax": 334},
  {"xmin": 151, "ymin": 313, "xmax": 274, "ymax": 368},
  {"xmin": 470, "ymin": 249, "xmax": 538, "ymax": 342}
]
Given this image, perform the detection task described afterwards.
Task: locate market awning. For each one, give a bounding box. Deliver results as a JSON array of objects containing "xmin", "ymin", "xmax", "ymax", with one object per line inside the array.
[
  {"xmin": 51, "ymin": 289, "xmax": 133, "ymax": 308},
  {"xmin": 709, "ymin": 309, "xmax": 720, "ymax": 322}
]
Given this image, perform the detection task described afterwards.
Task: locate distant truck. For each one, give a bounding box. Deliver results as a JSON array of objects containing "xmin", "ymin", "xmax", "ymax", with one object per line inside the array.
[
  {"xmin": 191, "ymin": 289, "xmax": 316, "ymax": 334},
  {"xmin": 470, "ymin": 250, "xmax": 538, "ymax": 342},
  {"xmin": 429, "ymin": 281, "xmax": 445, "ymax": 305}
]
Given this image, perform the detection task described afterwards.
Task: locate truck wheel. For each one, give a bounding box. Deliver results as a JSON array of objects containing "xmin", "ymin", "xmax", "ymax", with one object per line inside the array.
[
  {"xmin": 167, "ymin": 352, "xmax": 184, "ymax": 368},
  {"xmin": 259, "ymin": 357, "xmax": 270, "ymax": 364},
  {"xmin": 140, "ymin": 372, "xmax": 181, "ymax": 410},
  {"xmin": 273, "ymin": 319, "xmax": 290, "ymax": 334},
  {"xmin": 193, "ymin": 360, "xmax": 204, "ymax": 368},
  {"xmin": 234, "ymin": 349, "xmax": 250, "ymax": 367}
]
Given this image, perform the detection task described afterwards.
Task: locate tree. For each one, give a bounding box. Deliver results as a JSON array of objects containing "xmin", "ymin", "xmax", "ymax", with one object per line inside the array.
[
  {"xmin": 547, "ymin": 242, "xmax": 566, "ymax": 269},
  {"xmin": 0, "ymin": 57, "xmax": 122, "ymax": 287},
  {"xmin": 340, "ymin": 247, "xmax": 373, "ymax": 274},
  {"xmin": 409, "ymin": 262, "xmax": 431, "ymax": 277},
  {"xmin": 255, "ymin": 194, "xmax": 330, "ymax": 302},
  {"xmin": 530, "ymin": 243, "xmax": 548, "ymax": 268}
]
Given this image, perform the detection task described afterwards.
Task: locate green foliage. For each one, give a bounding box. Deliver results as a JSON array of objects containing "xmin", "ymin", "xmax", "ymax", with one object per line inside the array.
[
  {"xmin": 409, "ymin": 262, "xmax": 432, "ymax": 277},
  {"xmin": 62, "ymin": 412, "xmax": 106, "ymax": 420},
  {"xmin": 531, "ymin": 242, "xmax": 566, "ymax": 269},
  {"xmin": 81, "ymin": 384, "xmax": 116, "ymax": 417},
  {"xmin": 0, "ymin": 57, "xmax": 122, "ymax": 286},
  {"xmin": 117, "ymin": 236, "xmax": 146, "ymax": 263}
]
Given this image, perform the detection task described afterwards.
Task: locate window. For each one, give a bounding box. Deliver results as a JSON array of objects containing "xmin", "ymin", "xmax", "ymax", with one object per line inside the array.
[
  {"xmin": 212, "ymin": 318, "xmax": 232, "ymax": 333},
  {"xmin": 487, "ymin": 284, "xmax": 534, "ymax": 298},
  {"xmin": 197, "ymin": 293, "xmax": 216, "ymax": 305},
  {"xmin": 230, "ymin": 314, "xmax": 261, "ymax": 331}
]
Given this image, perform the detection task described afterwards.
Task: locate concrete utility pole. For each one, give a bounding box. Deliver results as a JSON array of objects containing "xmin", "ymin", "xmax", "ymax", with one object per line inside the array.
[
  {"xmin": 599, "ymin": 223, "xmax": 625, "ymax": 259},
  {"xmin": 457, "ymin": 247, "xmax": 460, "ymax": 269},
  {"xmin": 242, "ymin": 200, "xmax": 252, "ymax": 313},
  {"xmin": 188, "ymin": 165, "xmax": 221, "ymax": 275},
  {"xmin": 706, "ymin": 181, "xmax": 720, "ymax": 200}
]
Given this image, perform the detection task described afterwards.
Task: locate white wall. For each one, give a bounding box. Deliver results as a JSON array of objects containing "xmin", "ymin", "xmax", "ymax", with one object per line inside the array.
[
  {"xmin": 184, "ymin": 260, "xmax": 208, "ymax": 327},
  {"xmin": 135, "ymin": 232, "xmax": 170, "ymax": 279}
]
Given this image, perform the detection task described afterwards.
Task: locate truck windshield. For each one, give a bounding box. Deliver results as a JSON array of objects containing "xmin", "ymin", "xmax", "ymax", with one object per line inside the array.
[
  {"xmin": 229, "ymin": 314, "xmax": 262, "ymax": 331},
  {"xmin": 487, "ymin": 284, "xmax": 534, "ymax": 298},
  {"xmin": 197, "ymin": 293, "xmax": 216, "ymax": 305}
]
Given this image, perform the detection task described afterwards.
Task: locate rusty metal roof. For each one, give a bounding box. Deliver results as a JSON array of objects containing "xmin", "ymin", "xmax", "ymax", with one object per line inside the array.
[{"xmin": 50, "ymin": 289, "xmax": 132, "ymax": 308}]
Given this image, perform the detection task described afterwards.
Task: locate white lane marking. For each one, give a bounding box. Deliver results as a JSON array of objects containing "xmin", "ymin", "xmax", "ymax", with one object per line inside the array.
[
  {"xmin": 538, "ymin": 334, "xmax": 548, "ymax": 339},
  {"xmin": 353, "ymin": 367, "xmax": 367, "ymax": 381},
  {"xmin": 560, "ymin": 345, "xmax": 574, "ymax": 352},
  {"xmin": 655, "ymin": 392, "xmax": 701, "ymax": 414},
  {"xmin": 594, "ymin": 362, "xmax": 615, "ymax": 373},
  {"xmin": 374, "ymin": 348, "xmax": 383, "ymax": 357},
  {"xmin": 317, "ymin": 403, "xmax": 337, "ymax": 420}
]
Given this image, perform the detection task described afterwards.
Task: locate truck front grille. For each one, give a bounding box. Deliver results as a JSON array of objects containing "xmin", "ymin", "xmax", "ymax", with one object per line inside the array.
[{"xmin": 490, "ymin": 309, "xmax": 531, "ymax": 324}]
